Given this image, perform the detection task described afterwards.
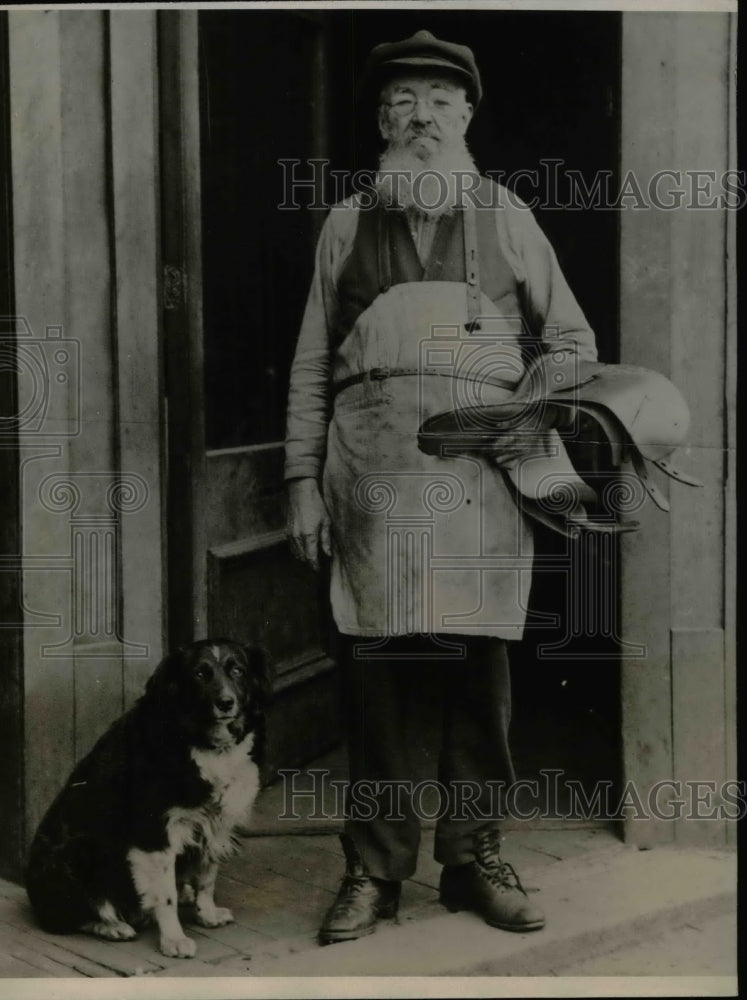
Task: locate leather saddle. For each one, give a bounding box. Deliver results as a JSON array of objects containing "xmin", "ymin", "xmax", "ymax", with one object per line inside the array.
[{"xmin": 417, "ymin": 355, "xmax": 703, "ymax": 537}]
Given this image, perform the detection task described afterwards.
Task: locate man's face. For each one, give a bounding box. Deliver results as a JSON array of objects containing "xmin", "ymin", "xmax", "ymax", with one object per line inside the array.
[{"xmin": 378, "ymin": 73, "xmax": 473, "ymax": 161}]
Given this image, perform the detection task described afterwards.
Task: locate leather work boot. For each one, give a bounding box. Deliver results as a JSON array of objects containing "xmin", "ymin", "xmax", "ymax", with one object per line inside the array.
[
  {"xmin": 318, "ymin": 834, "xmax": 401, "ymax": 945},
  {"xmin": 439, "ymin": 828, "xmax": 545, "ymax": 932}
]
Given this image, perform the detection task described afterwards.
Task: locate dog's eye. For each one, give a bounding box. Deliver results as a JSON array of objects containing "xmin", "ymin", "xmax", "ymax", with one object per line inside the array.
[
  {"xmin": 195, "ymin": 666, "xmax": 211, "ymax": 681},
  {"xmin": 228, "ymin": 665, "xmax": 244, "ymax": 678}
]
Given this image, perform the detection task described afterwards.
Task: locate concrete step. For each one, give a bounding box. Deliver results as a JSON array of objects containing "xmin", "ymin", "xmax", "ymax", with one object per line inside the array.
[
  {"xmin": 233, "ymin": 845, "xmax": 735, "ymax": 977},
  {"xmin": 555, "ymin": 909, "xmax": 737, "ymax": 977}
]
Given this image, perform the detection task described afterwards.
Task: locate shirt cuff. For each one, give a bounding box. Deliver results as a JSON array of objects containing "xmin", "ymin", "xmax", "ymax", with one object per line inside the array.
[{"xmin": 284, "ymin": 462, "xmax": 323, "ymax": 483}]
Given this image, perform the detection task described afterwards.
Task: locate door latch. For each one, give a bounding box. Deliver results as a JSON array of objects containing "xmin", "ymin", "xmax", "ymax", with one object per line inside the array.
[{"xmin": 163, "ymin": 265, "xmax": 187, "ymax": 310}]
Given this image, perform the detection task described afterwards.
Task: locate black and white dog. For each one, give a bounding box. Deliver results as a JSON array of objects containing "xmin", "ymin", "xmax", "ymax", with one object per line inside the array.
[{"xmin": 26, "ymin": 639, "xmax": 269, "ymax": 958}]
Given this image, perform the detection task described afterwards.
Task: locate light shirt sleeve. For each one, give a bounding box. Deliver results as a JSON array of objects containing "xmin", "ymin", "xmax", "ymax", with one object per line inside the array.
[
  {"xmin": 498, "ymin": 193, "xmax": 598, "ymax": 362},
  {"xmin": 284, "ymin": 201, "xmax": 359, "ymax": 482}
]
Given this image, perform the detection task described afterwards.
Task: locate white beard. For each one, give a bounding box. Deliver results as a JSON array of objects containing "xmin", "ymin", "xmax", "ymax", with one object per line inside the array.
[{"xmin": 375, "ymin": 139, "xmax": 479, "ymax": 218}]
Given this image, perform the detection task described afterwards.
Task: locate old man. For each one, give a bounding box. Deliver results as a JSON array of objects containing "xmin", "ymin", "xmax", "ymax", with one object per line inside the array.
[{"xmin": 285, "ymin": 30, "xmax": 597, "ymax": 944}]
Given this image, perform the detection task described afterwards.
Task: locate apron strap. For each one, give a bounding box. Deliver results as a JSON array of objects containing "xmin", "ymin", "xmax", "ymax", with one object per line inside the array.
[
  {"xmin": 463, "ymin": 200, "xmax": 482, "ymax": 331},
  {"xmin": 377, "ymin": 203, "xmax": 392, "ymax": 293}
]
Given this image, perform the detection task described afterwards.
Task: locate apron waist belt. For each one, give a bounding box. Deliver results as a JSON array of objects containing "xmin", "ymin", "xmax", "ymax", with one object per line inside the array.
[{"xmin": 332, "ymin": 367, "xmax": 518, "ymax": 399}]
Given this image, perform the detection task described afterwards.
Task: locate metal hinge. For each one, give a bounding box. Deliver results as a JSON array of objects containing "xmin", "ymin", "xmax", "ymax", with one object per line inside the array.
[{"xmin": 163, "ymin": 265, "xmax": 187, "ymax": 310}]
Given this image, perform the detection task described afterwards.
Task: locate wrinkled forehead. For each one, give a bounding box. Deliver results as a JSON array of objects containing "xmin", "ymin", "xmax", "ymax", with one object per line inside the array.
[{"xmin": 379, "ymin": 71, "xmax": 469, "ymax": 103}]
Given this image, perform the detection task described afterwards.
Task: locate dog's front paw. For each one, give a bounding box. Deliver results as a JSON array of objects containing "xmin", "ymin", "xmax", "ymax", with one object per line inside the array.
[
  {"xmin": 159, "ymin": 934, "xmax": 196, "ymax": 958},
  {"xmin": 195, "ymin": 905, "xmax": 234, "ymax": 928}
]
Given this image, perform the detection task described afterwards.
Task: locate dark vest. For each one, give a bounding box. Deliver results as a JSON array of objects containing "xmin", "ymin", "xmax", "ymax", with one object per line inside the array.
[{"xmin": 334, "ymin": 177, "xmax": 526, "ymax": 347}]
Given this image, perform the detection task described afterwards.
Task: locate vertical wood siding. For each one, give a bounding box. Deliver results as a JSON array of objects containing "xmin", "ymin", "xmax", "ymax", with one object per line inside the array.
[
  {"xmin": 7, "ymin": 10, "xmax": 165, "ymax": 855},
  {"xmin": 109, "ymin": 13, "xmax": 165, "ymax": 706},
  {"xmin": 620, "ymin": 12, "xmax": 734, "ymax": 846},
  {"xmin": 10, "ymin": 10, "xmax": 77, "ymax": 849}
]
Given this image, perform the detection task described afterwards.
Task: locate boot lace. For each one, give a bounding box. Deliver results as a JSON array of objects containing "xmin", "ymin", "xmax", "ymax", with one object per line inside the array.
[
  {"xmin": 474, "ymin": 830, "xmax": 528, "ymax": 896},
  {"xmin": 332, "ymin": 874, "xmax": 375, "ymax": 916}
]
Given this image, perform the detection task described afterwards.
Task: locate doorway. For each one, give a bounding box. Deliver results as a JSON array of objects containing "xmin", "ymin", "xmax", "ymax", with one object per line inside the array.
[{"xmin": 191, "ymin": 9, "xmax": 622, "ymax": 815}]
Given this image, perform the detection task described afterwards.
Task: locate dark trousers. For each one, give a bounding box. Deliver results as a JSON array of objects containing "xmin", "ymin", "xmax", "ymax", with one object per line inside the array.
[{"xmin": 340, "ymin": 634, "xmax": 516, "ymax": 881}]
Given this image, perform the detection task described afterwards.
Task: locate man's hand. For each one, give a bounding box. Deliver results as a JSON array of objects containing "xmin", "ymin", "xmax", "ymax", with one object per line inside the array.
[
  {"xmin": 286, "ymin": 477, "xmax": 332, "ymax": 571},
  {"xmin": 488, "ymin": 405, "xmax": 570, "ymax": 468},
  {"xmin": 488, "ymin": 429, "xmax": 552, "ymax": 469}
]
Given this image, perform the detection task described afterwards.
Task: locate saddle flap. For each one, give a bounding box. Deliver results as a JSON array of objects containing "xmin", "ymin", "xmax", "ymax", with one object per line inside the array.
[{"xmin": 553, "ymin": 362, "xmax": 691, "ymax": 461}]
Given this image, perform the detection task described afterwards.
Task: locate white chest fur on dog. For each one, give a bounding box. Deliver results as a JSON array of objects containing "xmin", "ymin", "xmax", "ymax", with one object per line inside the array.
[{"xmin": 166, "ymin": 732, "xmax": 260, "ymax": 861}]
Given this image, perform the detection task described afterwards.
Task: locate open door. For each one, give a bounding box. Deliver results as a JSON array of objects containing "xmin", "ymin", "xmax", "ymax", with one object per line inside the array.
[
  {"xmin": 159, "ymin": 11, "xmax": 341, "ymax": 781},
  {"xmin": 160, "ymin": 9, "xmax": 622, "ymax": 806}
]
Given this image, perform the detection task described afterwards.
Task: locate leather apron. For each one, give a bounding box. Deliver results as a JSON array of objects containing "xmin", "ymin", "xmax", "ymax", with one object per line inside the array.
[{"xmin": 323, "ymin": 185, "xmax": 537, "ymax": 638}]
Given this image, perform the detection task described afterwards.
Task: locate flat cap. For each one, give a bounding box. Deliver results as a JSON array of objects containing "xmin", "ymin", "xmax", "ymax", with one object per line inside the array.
[{"xmin": 362, "ymin": 29, "xmax": 482, "ymax": 108}]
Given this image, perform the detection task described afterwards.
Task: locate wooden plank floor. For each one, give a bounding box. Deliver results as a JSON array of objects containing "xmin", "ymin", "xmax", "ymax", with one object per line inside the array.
[{"xmin": 0, "ymin": 827, "xmax": 621, "ymax": 979}]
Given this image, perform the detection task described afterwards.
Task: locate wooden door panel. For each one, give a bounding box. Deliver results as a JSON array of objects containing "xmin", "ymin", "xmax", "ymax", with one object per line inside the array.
[
  {"xmin": 204, "ymin": 445, "xmax": 285, "ymax": 546},
  {"xmin": 205, "ymin": 447, "xmax": 340, "ymax": 783},
  {"xmin": 160, "ymin": 11, "xmax": 340, "ymax": 782}
]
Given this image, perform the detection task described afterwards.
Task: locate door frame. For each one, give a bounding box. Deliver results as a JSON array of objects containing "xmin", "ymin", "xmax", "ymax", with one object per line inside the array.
[
  {"xmin": 0, "ymin": 9, "xmax": 25, "ymax": 881},
  {"xmin": 158, "ymin": 11, "xmax": 208, "ymax": 647}
]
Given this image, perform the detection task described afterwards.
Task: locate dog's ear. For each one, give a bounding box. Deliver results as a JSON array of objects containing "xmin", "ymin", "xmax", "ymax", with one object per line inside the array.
[
  {"xmin": 145, "ymin": 647, "xmax": 186, "ymax": 706},
  {"xmin": 243, "ymin": 644, "xmax": 273, "ymax": 707}
]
